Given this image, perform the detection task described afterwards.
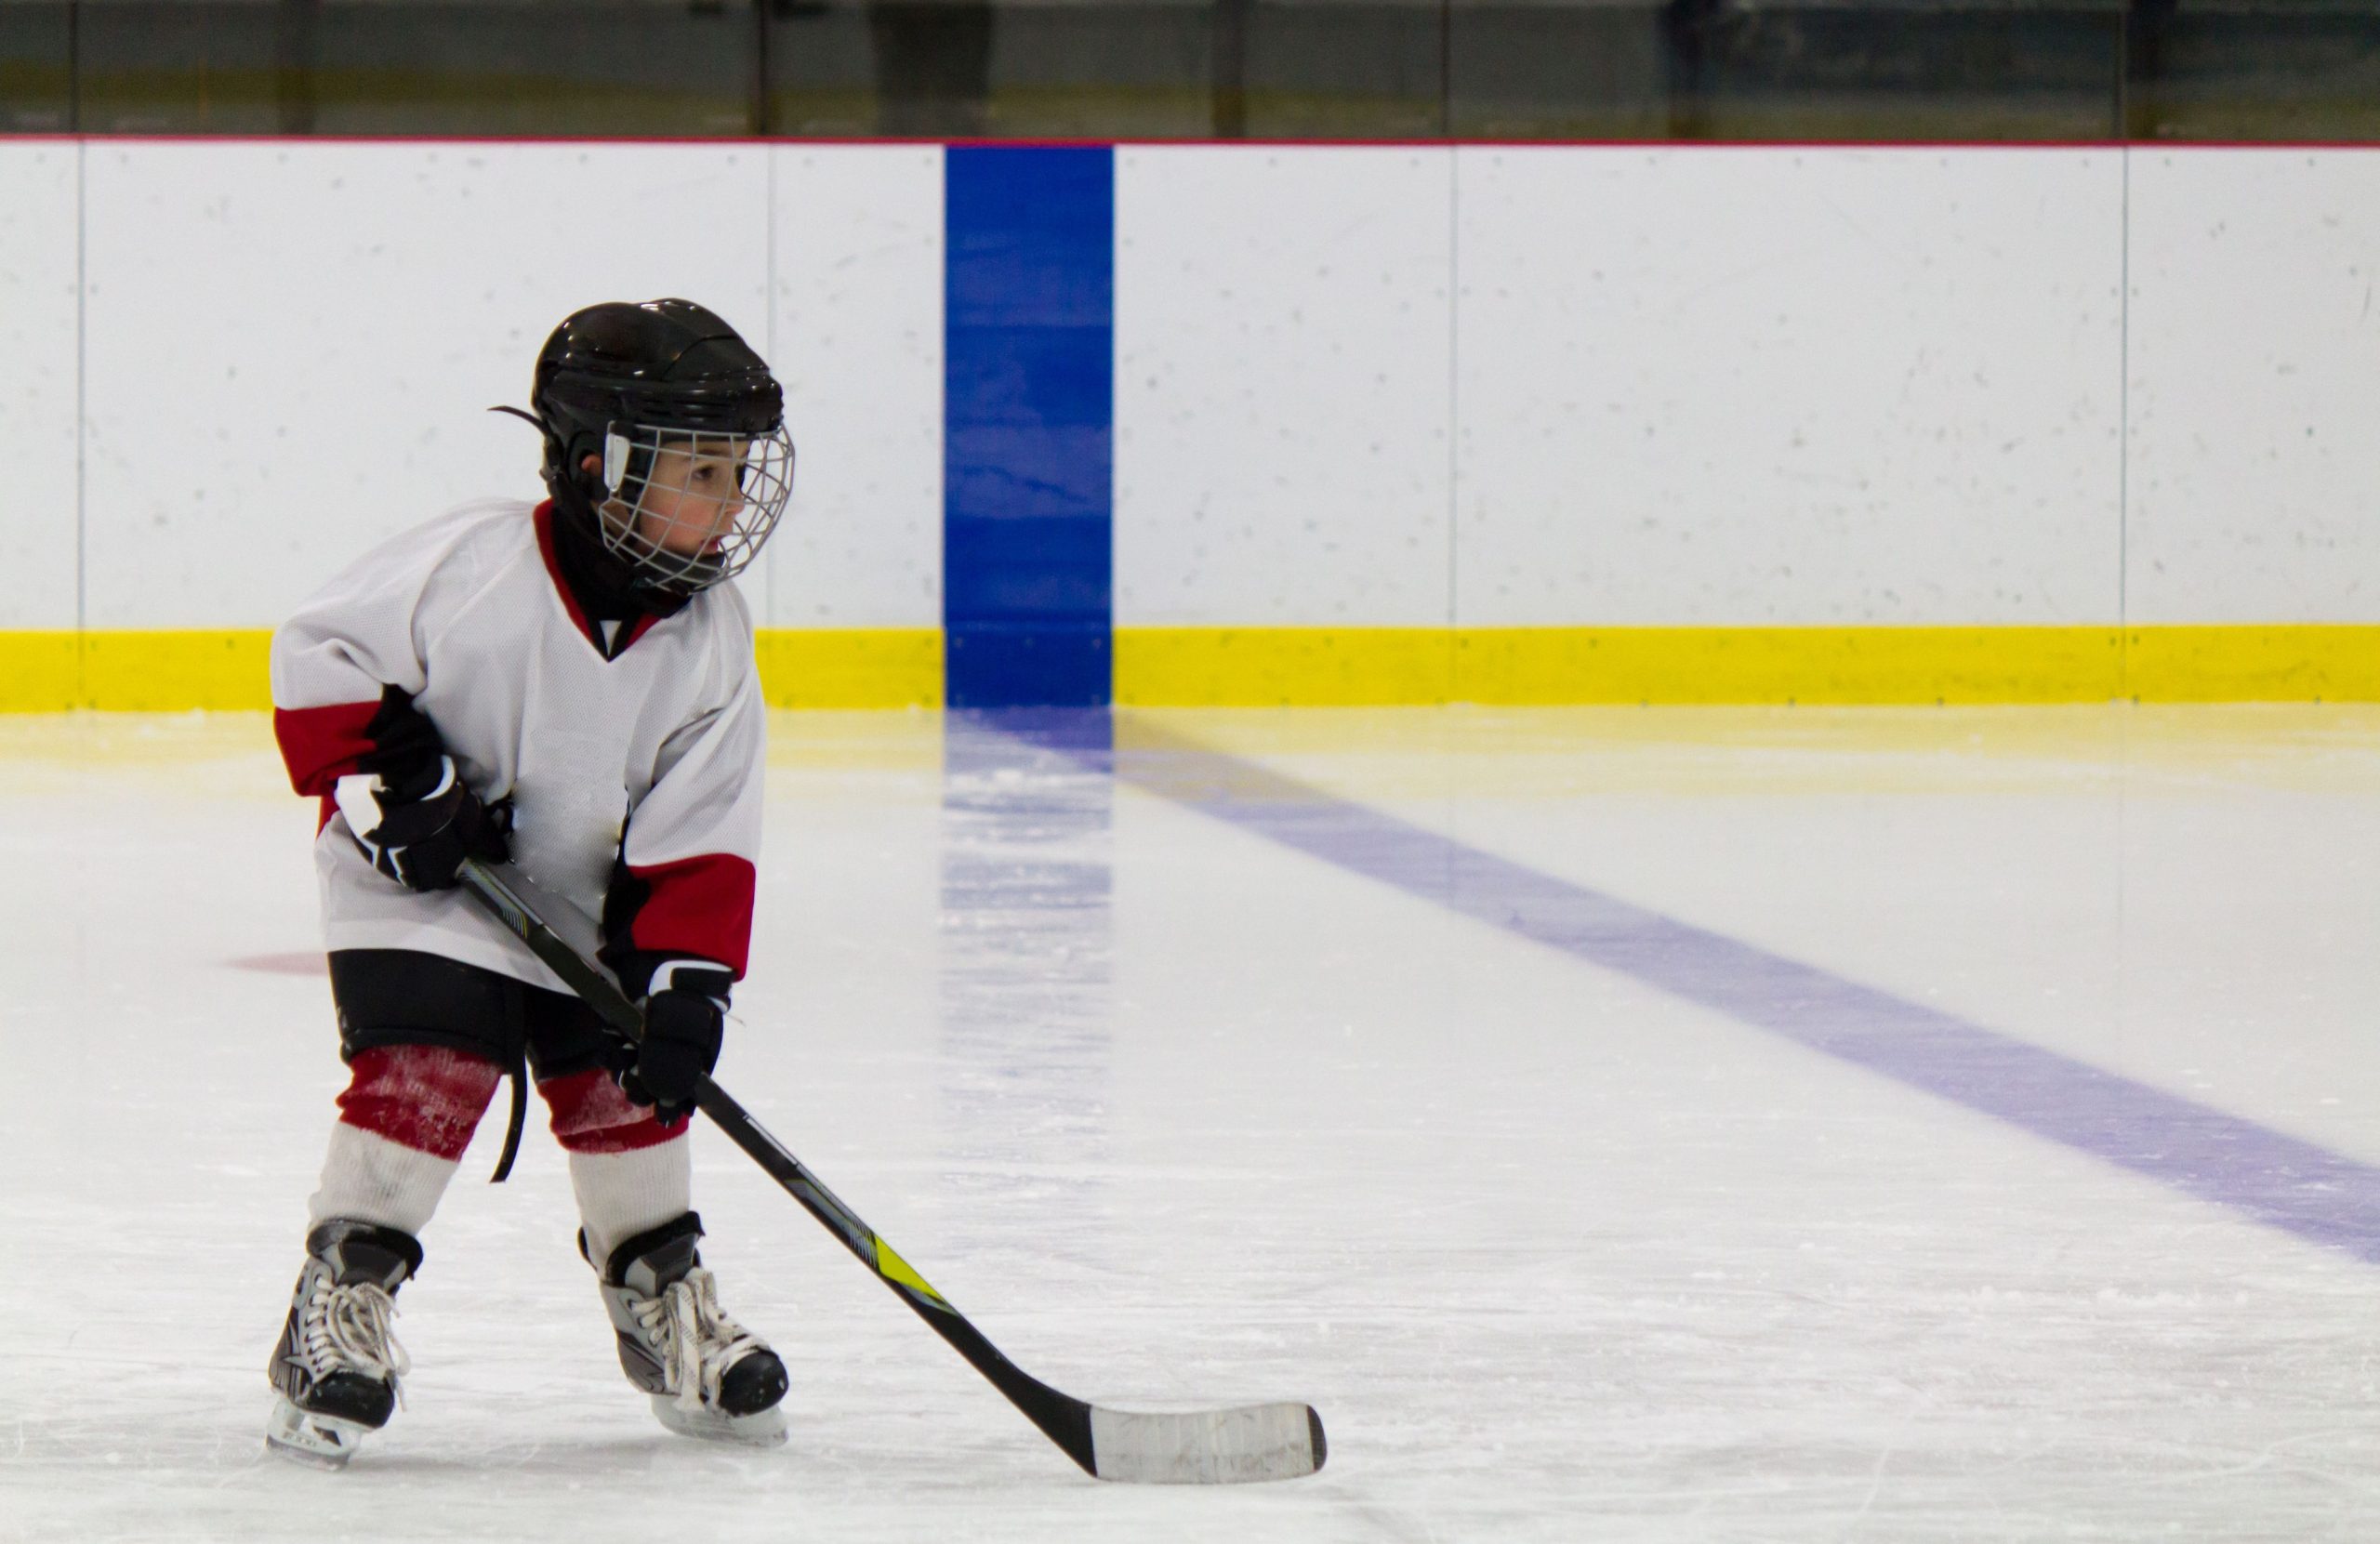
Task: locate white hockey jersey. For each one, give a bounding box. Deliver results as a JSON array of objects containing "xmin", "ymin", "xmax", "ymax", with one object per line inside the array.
[{"xmin": 271, "ymin": 498, "xmax": 763, "ymax": 996}]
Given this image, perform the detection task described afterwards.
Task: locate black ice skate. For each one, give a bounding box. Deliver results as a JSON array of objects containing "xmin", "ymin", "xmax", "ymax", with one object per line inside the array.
[
  {"xmin": 589, "ymin": 1212, "xmax": 787, "ymax": 1446},
  {"xmin": 265, "ymin": 1219, "xmax": 419, "ymax": 1469}
]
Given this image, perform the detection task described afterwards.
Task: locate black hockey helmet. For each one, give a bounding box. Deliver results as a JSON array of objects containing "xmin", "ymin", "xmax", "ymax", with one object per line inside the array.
[{"xmin": 506, "ymin": 298, "xmax": 794, "ymax": 599}]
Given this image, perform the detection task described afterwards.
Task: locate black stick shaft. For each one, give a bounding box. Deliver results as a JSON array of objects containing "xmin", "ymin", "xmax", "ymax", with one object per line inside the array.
[{"xmin": 453, "ymin": 858, "xmax": 1100, "ymax": 1475}]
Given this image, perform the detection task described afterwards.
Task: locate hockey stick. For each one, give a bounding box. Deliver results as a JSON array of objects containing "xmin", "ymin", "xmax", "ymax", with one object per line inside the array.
[{"xmin": 453, "ymin": 856, "xmax": 1327, "ymax": 1484}]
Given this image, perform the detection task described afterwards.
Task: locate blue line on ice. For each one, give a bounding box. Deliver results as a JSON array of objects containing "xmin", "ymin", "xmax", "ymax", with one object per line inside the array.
[{"xmin": 979, "ymin": 707, "xmax": 2380, "ymax": 1266}]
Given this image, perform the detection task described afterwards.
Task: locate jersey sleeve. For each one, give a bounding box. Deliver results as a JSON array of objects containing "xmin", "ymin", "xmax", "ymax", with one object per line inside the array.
[
  {"xmin": 269, "ymin": 534, "xmax": 446, "ymax": 798},
  {"xmin": 601, "ymin": 657, "xmax": 765, "ymax": 996}
]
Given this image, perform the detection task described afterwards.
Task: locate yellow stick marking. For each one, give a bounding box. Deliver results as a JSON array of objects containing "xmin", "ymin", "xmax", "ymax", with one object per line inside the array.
[{"xmin": 872, "ymin": 1238, "xmax": 949, "ymax": 1307}]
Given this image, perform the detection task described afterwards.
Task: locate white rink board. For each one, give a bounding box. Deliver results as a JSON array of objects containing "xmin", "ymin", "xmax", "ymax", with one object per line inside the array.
[
  {"xmin": 2125, "ymin": 150, "xmax": 2380, "ymax": 624},
  {"xmin": 1115, "ymin": 147, "xmax": 1455, "ymax": 627},
  {"xmin": 1453, "ymin": 147, "xmax": 2126, "ymax": 627},
  {"xmin": 766, "ymin": 145, "xmax": 944, "ymax": 629},
  {"xmin": 0, "ymin": 141, "xmax": 80, "ymax": 630},
  {"xmin": 26, "ymin": 141, "xmax": 2380, "ymax": 637},
  {"xmin": 78, "ymin": 143, "xmax": 774, "ymax": 629}
]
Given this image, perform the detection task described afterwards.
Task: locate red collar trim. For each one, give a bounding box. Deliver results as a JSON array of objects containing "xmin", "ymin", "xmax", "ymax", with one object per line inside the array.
[
  {"xmin": 532, "ymin": 499, "xmax": 602, "ymax": 653},
  {"xmin": 618, "ymin": 612, "xmax": 663, "ymax": 652},
  {"xmin": 534, "ymin": 500, "xmax": 670, "ymax": 659}
]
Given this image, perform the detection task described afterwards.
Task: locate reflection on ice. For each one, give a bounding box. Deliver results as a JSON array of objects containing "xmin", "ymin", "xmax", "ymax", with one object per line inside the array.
[{"xmin": 937, "ymin": 711, "xmax": 1116, "ymax": 1263}]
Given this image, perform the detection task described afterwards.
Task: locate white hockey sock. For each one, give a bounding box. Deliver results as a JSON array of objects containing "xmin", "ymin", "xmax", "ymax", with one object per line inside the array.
[
  {"xmin": 308, "ymin": 1120, "xmax": 461, "ymax": 1237},
  {"xmin": 570, "ymin": 1137, "xmax": 693, "ymax": 1266}
]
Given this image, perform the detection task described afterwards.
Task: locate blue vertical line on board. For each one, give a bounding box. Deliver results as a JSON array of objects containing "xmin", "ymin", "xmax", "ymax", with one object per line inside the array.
[{"xmin": 943, "ymin": 146, "xmax": 1116, "ymax": 708}]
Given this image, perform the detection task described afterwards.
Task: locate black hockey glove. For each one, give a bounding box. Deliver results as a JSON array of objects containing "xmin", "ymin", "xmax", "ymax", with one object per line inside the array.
[
  {"xmin": 336, "ymin": 757, "xmax": 512, "ymax": 892},
  {"xmin": 615, "ymin": 962, "xmax": 732, "ymax": 1123}
]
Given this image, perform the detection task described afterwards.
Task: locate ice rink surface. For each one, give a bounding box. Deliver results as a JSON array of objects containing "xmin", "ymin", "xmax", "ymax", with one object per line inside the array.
[{"xmin": 4, "ymin": 703, "xmax": 2378, "ymax": 1542}]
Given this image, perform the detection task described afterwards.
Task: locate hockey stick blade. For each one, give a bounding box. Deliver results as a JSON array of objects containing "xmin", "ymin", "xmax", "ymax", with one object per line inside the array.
[
  {"xmin": 1088, "ymin": 1401, "xmax": 1328, "ymax": 1485},
  {"xmin": 454, "ymin": 858, "xmax": 1328, "ymax": 1484}
]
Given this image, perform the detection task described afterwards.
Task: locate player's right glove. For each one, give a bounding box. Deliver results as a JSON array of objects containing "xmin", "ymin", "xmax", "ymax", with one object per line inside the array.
[{"xmin": 334, "ymin": 756, "xmax": 511, "ymax": 892}]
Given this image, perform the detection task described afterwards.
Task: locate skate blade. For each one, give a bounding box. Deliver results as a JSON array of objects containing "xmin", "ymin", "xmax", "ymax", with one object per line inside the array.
[
  {"xmin": 265, "ymin": 1395, "xmax": 372, "ymax": 1470},
  {"xmin": 651, "ymin": 1393, "xmax": 787, "ymax": 1448}
]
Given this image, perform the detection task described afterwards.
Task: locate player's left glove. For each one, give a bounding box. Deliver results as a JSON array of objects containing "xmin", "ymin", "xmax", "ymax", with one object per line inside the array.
[
  {"xmin": 334, "ymin": 756, "xmax": 511, "ymax": 892},
  {"xmin": 615, "ymin": 961, "xmax": 732, "ymax": 1124}
]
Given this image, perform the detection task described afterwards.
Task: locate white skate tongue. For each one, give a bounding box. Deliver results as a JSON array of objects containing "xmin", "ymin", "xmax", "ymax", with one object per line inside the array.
[
  {"xmin": 317, "ymin": 1282, "xmax": 409, "ymax": 1400},
  {"xmin": 636, "ymin": 1268, "xmax": 761, "ymax": 1414}
]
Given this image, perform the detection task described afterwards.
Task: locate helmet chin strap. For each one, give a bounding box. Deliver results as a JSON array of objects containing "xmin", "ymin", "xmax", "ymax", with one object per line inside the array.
[
  {"xmin": 550, "ymin": 481, "xmax": 686, "ymax": 614},
  {"xmin": 490, "ymin": 402, "xmax": 613, "ymax": 513}
]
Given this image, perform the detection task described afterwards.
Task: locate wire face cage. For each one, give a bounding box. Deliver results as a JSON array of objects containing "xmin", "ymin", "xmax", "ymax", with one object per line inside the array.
[{"xmin": 594, "ymin": 425, "xmax": 795, "ymax": 597}]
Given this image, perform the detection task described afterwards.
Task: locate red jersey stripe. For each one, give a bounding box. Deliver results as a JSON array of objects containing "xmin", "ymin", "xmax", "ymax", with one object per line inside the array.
[
  {"xmin": 624, "ymin": 852, "xmax": 757, "ymax": 979},
  {"xmin": 274, "ymin": 699, "xmax": 385, "ymax": 797}
]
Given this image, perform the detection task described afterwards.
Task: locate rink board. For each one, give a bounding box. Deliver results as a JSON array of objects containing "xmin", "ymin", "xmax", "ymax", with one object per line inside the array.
[
  {"xmin": 1, "ymin": 624, "xmax": 2373, "ymax": 710},
  {"xmin": 8, "ymin": 142, "xmax": 2380, "ymax": 706},
  {"xmin": 0, "ymin": 627, "xmax": 944, "ymax": 712},
  {"xmin": 0, "ymin": 142, "xmax": 77, "ymax": 633},
  {"xmin": 1114, "ymin": 624, "xmax": 2380, "ymax": 706},
  {"xmin": 22, "ymin": 627, "xmax": 2340, "ymax": 710}
]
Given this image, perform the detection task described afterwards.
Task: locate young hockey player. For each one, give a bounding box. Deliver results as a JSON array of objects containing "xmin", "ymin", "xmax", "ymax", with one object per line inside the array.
[{"xmin": 263, "ymin": 298, "xmax": 796, "ymax": 1468}]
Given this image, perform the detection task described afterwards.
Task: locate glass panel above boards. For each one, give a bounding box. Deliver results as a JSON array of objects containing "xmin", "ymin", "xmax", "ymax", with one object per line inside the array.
[
  {"xmin": 60, "ymin": 0, "xmax": 753, "ymax": 135},
  {"xmin": 2128, "ymin": 0, "xmax": 2380, "ymax": 141},
  {"xmin": 1656, "ymin": 0, "xmax": 2129, "ymax": 143},
  {"xmin": 7, "ymin": 0, "xmax": 2380, "ymax": 144},
  {"xmin": 0, "ymin": 3, "xmax": 73, "ymax": 132}
]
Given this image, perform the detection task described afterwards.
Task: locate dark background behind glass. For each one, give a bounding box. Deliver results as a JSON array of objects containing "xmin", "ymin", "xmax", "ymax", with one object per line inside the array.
[{"xmin": 5, "ymin": 0, "xmax": 2380, "ymax": 140}]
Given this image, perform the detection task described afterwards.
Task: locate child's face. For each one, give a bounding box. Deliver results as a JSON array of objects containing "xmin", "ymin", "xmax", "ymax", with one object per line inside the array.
[{"xmin": 585, "ymin": 441, "xmax": 749, "ymax": 557}]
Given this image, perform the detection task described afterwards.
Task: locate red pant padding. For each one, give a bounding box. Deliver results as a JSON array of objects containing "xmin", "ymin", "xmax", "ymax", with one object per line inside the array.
[
  {"xmin": 537, "ymin": 1067, "xmax": 688, "ymax": 1155},
  {"xmin": 337, "ymin": 1045, "xmax": 502, "ymax": 1160}
]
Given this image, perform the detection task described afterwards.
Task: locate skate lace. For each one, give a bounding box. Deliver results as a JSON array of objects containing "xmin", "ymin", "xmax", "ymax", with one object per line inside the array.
[
  {"xmin": 630, "ymin": 1267, "xmax": 762, "ymax": 1414},
  {"xmin": 303, "ymin": 1280, "xmax": 411, "ymax": 1407}
]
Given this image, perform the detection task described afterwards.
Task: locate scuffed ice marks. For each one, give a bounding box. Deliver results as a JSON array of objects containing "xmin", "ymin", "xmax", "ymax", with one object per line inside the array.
[{"xmin": 935, "ymin": 709, "xmax": 1117, "ymax": 1266}]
